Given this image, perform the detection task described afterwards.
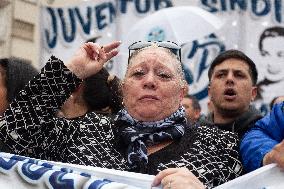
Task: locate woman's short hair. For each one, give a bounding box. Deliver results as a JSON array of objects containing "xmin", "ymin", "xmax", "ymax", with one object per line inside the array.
[{"xmin": 127, "ymin": 45, "xmax": 186, "ymax": 87}]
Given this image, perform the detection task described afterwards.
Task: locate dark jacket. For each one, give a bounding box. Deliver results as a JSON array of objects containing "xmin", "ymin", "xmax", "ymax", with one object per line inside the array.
[
  {"xmin": 0, "ymin": 58, "xmax": 38, "ymax": 153},
  {"xmin": 200, "ymin": 105, "xmax": 263, "ymax": 139},
  {"xmin": 0, "ymin": 56, "xmax": 243, "ymax": 188}
]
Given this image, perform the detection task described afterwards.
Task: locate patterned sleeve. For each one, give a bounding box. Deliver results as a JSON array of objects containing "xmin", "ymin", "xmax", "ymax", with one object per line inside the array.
[
  {"xmin": 214, "ymin": 128, "xmax": 243, "ymax": 186},
  {"xmin": 0, "ymin": 56, "xmax": 82, "ymax": 158}
]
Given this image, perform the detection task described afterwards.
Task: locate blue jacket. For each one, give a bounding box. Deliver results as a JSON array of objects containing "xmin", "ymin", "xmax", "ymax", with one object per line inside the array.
[{"xmin": 240, "ymin": 101, "xmax": 284, "ymax": 172}]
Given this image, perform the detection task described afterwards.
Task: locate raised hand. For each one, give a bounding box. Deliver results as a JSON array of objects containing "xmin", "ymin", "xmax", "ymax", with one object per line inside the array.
[
  {"xmin": 66, "ymin": 41, "xmax": 121, "ymax": 79},
  {"xmin": 152, "ymin": 168, "xmax": 205, "ymax": 189}
]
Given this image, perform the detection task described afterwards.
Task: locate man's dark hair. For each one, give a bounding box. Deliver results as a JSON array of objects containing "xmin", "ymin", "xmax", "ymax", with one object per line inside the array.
[
  {"xmin": 83, "ymin": 68, "xmax": 122, "ymax": 114},
  {"xmin": 208, "ymin": 49, "xmax": 258, "ymax": 85},
  {"xmin": 0, "ymin": 58, "xmax": 39, "ymax": 103},
  {"xmin": 259, "ymin": 26, "xmax": 284, "ymax": 56},
  {"xmin": 184, "ymin": 94, "xmax": 201, "ymax": 111}
]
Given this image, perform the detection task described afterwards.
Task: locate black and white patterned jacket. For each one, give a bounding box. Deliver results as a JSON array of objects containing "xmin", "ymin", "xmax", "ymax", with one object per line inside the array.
[{"xmin": 0, "ymin": 56, "xmax": 243, "ymax": 188}]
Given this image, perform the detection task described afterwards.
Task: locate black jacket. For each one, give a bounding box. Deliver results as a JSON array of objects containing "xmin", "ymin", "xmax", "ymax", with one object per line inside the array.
[
  {"xmin": 200, "ymin": 106, "xmax": 263, "ymax": 139},
  {"xmin": 0, "ymin": 56, "xmax": 243, "ymax": 188}
]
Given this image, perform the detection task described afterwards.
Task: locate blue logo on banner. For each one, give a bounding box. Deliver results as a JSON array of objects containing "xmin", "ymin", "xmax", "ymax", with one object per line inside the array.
[
  {"xmin": 147, "ymin": 27, "xmax": 166, "ymax": 41},
  {"xmin": 181, "ymin": 34, "xmax": 225, "ymax": 100}
]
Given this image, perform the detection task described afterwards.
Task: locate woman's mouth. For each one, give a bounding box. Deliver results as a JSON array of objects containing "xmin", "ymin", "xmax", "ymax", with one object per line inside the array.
[{"xmin": 139, "ymin": 95, "xmax": 159, "ymax": 101}]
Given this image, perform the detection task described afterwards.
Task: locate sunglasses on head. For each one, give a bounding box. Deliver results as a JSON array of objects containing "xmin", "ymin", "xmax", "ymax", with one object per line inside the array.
[{"xmin": 128, "ymin": 41, "xmax": 181, "ymax": 64}]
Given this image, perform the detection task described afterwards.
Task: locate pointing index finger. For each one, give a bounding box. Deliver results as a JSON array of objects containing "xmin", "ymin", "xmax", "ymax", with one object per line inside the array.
[{"xmin": 103, "ymin": 41, "xmax": 121, "ymax": 53}]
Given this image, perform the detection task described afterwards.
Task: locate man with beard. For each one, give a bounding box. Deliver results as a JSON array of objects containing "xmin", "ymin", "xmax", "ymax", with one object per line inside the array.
[{"xmin": 203, "ymin": 50, "xmax": 263, "ymax": 139}]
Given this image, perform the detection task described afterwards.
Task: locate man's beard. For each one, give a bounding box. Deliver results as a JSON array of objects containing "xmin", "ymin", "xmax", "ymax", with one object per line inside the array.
[{"xmin": 217, "ymin": 105, "xmax": 244, "ymax": 118}]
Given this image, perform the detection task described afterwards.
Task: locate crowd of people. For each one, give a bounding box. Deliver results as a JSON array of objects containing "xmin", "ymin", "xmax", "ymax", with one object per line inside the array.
[{"xmin": 0, "ymin": 40, "xmax": 283, "ymax": 189}]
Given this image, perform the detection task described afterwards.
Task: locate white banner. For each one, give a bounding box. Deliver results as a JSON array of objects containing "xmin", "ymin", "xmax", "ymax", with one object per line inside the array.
[
  {"xmin": 39, "ymin": 0, "xmax": 284, "ymax": 114},
  {"xmin": 214, "ymin": 164, "xmax": 284, "ymax": 189},
  {"xmin": 0, "ymin": 152, "xmax": 160, "ymax": 189}
]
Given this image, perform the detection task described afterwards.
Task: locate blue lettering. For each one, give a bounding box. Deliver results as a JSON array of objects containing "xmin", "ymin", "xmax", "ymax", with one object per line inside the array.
[
  {"xmin": 201, "ymin": 0, "xmax": 282, "ymax": 23},
  {"xmin": 95, "ymin": 3, "xmax": 109, "ymax": 30},
  {"xmin": 252, "ymin": 0, "xmax": 270, "ymax": 16},
  {"xmin": 230, "ymin": 0, "xmax": 247, "ymax": 10},
  {"xmin": 80, "ymin": 172, "xmax": 91, "ymax": 177},
  {"xmin": 274, "ymin": 0, "xmax": 282, "ymax": 22},
  {"xmin": 0, "ymin": 157, "xmax": 18, "ymax": 171},
  {"xmin": 44, "ymin": 8, "xmax": 57, "ymax": 49},
  {"xmin": 87, "ymin": 179, "xmax": 111, "ymax": 189},
  {"xmin": 187, "ymin": 41, "xmax": 199, "ymax": 59},
  {"xmin": 197, "ymin": 49, "xmax": 209, "ymax": 82},
  {"xmin": 58, "ymin": 8, "xmax": 76, "ymax": 43},
  {"xmin": 21, "ymin": 163, "xmax": 51, "ymax": 181},
  {"xmin": 201, "ymin": 0, "xmax": 219, "ymax": 13},
  {"xmin": 184, "ymin": 34, "xmax": 225, "ymax": 100},
  {"xmin": 49, "ymin": 171, "xmax": 74, "ymax": 189},
  {"xmin": 186, "ymin": 41, "xmax": 212, "ymax": 83},
  {"xmin": 109, "ymin": 2, "xmax": 116, "ymax": 23},
  {"xmin": 75, "ymin": 6, "xmax": 92, "ymax": 34},
  {"xmin": 120, "ymin": 0, "xmax": 133, "ymax": 13},
  {"xmin": 120, "ymin": 0, "xmax": 172, "ymax": 13},
  {"xmin": 95, "ymin": 2, "xmax": 116, "ymax": 30},
  {"xmin": 135, "ymin": 0, "xmax": 151, "ymax": 13}
]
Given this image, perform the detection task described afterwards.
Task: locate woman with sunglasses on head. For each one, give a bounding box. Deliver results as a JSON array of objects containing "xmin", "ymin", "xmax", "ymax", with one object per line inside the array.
[{"xmin": 0, "ymin": 41, "xmax": 242, "ymax": 189}]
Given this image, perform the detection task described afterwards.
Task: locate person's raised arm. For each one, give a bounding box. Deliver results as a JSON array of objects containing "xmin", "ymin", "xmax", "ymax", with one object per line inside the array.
[
  {"xmin": 66, "ymin": 41, "xmax": 120, "ymax": 79},
  {"xmin": 0, "ymin": 41, "xmax": 120, "ymax": 157}
]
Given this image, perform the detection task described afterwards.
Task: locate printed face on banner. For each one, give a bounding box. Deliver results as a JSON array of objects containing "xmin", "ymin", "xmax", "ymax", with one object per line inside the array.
[
  {"xmin": 255, "ymin": 26, "xmax": 284, "ymax": 115},
  {"xmin": 258, "ymin": 26, "xmax": 284, "ymax": 81}
]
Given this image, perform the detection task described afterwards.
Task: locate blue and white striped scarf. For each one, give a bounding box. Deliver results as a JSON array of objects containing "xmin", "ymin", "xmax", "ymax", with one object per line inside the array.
[{"xmin": 115, "ymin": 107, "xmax": 186, "ymax": 169}]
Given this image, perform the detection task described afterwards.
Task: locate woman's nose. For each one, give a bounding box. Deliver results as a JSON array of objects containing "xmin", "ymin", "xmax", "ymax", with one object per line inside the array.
[{"xmin": 143, "ymin": 74, "xmax": 157, "ymax": 89}]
